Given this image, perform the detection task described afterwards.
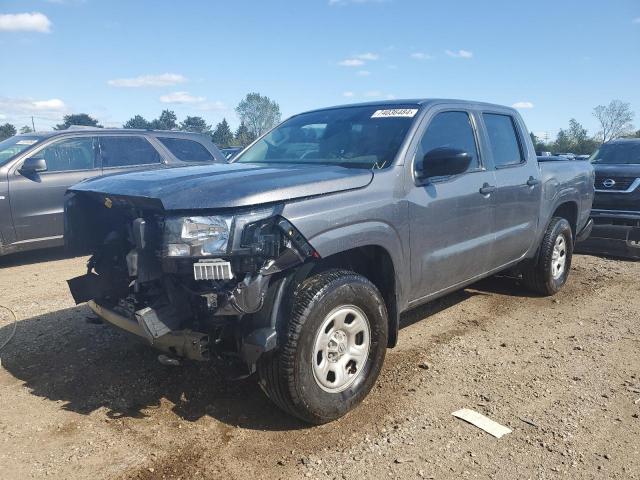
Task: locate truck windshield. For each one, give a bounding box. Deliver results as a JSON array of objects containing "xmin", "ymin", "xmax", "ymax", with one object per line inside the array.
[
  {"xmin": 590, "ymin": 141, "xmax": 640, "ymax": 165},
  {"xmin": 0, "ymin": 135, "xmax": 42, "ymax": 167},
  {"xmin": 234, "ymin": 105, "xmax": 420, "ymax": 169}
]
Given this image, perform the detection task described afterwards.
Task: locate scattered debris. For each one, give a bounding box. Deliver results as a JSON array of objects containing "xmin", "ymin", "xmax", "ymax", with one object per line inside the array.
[
  {"xmin": 452, "ymin": 408, "xmax": 512, "ymax": 438},
  {"xmin": 519, "ymin": 417, "xmax": 539, "ymax": 428},
  {"xmin": 157, "ymin": 354, "xmax": 181, "ymax": 366}
]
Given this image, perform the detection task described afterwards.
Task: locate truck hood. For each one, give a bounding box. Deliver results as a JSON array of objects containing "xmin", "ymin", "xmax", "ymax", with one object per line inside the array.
[
  {"xmin": 68, "ymin": 162, "xmax": 374, "ymax": 211},
  {"xmin": 592, "ymin": 163, "xmax": 640, "ymax": 177}
]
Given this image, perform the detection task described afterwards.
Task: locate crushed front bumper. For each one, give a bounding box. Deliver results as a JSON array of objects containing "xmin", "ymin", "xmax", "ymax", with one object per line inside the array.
[
  {"xmin": 575, "ymin": 210, "xmax": 640, "ymax": 259},
  {"xmin": 88, "ymin": 300, "xmax": 210, "ymax": 360}
]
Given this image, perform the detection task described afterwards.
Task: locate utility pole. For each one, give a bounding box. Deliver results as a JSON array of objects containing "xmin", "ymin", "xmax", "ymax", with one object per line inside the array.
[{"xmin": 31, "ymin": 116, "xmax": 35, "ymax": 132}]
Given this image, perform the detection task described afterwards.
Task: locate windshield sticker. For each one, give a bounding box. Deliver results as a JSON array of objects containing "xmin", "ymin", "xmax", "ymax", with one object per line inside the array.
[
  {"xmin": 16, "ymin": 140, "xmax": 38, "ymax": 146},
  {"xmin": 371, "ymin": 109, "xmax": 418, "ymax": 119}
]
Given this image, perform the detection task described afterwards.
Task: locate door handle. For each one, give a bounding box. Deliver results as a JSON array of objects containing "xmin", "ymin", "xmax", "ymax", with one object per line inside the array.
[
  {"xmin": 526, "ymin": 176, "xmax": 541, "ymax": 187},
  {"xmin": 479, "ymin": 183, "xmax": 497, "ymax": 195}
]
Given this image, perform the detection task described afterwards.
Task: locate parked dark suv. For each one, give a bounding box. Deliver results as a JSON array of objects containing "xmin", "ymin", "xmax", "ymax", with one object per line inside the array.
[
  {"xmin": 0, "ymin": 128, "xmax": 225, "ymax": 256},
  {"xmin": 578, "ymin": 139, "xmax": 640, "ymax": 258}
]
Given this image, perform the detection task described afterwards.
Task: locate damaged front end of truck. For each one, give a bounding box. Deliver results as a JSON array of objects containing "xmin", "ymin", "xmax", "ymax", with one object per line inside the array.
[{"xmin": 65, "ymin": 190, "xmax": 318, "ymax": 371}]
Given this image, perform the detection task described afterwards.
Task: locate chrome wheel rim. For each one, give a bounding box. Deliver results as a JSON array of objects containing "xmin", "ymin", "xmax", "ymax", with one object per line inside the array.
[
  {"xmin": 312, "ymin": 305, "xmax": 371, "ymax": 393},
  {"xmin": 551, "ymin": 235, "xmax": 567, "ymax": 280}
]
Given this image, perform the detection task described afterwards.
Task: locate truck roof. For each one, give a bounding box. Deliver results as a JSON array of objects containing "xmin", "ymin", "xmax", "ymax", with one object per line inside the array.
[{"xmin": 305, "ymin": 98, "xmax": 518, "ymax": 114}]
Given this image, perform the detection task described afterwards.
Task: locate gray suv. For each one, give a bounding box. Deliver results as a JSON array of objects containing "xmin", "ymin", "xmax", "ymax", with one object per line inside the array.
[
  {"xmin": 0, "ymin": 129, "xmax": 225, "ymax": 256},
  {"xmin": 65, "ymin": 100, "xmax": 594, "ymax": 423}
]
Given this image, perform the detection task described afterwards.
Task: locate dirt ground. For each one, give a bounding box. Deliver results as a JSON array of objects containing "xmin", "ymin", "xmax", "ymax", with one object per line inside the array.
[{"xmin": 0, "ymin": 249, "xmax": 639, "ymax": 480}]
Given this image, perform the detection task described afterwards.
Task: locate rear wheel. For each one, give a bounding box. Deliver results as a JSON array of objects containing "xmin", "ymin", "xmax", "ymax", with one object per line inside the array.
[
  {"xmin": 257, "ymin": 269, "xmax": 388, "ymax": 424},
  {"xmin": 522, "ymin": 217, "xmax": 573, "ymax": 296}
]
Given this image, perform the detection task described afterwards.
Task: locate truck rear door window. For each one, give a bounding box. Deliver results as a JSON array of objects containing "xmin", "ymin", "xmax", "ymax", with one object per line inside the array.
[
  {"xmin": 100, "ymin": 136, "xmax": 162, "ymax": 167},
  {"xmin": 483, "ymin": 114, "xmax": 524, "ymax": 167},
  {"xmin": 158, "ymin": 137, "xmax": 214, "ymax": 162}
]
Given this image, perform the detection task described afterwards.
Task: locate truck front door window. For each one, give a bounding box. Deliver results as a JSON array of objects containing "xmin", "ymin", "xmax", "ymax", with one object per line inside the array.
[{"xmin": 415, "ymin": 111, "xmax": 480, "ymax": 174}]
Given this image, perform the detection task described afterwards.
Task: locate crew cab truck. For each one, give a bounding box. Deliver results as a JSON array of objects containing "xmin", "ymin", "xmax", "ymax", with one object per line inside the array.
[
  {"xmin": 65, "ymin": 100, "xmax": 594, "ymax": 424},
  {"xmin": 576, "ymin": 139, "xmax": 640, "ymax": 259}
]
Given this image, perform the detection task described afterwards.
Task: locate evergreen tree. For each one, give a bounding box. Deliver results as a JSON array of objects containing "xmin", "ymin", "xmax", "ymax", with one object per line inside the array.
[
  {"xmin": 0, "ymin": 123, "xmax": 17, "ymax": 141},
  {"xmin": 55, "ymin": 114, "xmax": 101, "ymax": 130},
  {"xmin": 211, "ymin": 118, "xmax": 235, "ymax": 147},
  {"xmin": 123, "ymin": 115, "xmax": 152, "ymax": 129},
  {"xmin": 180, "ymin": 116, "xmax": 212, "ymax": 134},
  {"xmin": 150, "ymin": 110, "xmax": 178, "ymax": 130},
  {"xmin": 234, "ymin": 121, "xmax": 256, "ymax": 146}
]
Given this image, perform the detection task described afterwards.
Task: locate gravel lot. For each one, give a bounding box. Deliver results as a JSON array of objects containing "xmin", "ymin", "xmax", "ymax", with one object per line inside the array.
[{"xmin": 0, "ymin": 249, "xmax": 639, "ymax": 479}]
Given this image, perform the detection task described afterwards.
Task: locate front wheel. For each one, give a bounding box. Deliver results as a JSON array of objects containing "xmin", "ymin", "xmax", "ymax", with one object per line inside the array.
[
  {"xmin": 257, "ymin": 269, "xmax": 388, "ymax": 424},
  {"xmin": 522, "ymin": 217, "xmax": 574, "ymax": 295}
]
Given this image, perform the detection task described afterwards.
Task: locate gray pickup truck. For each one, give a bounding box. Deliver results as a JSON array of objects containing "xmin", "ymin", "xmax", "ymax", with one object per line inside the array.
[{"xmin": 65, "ymin": 99, "xmax": 594, "ymax": 423}]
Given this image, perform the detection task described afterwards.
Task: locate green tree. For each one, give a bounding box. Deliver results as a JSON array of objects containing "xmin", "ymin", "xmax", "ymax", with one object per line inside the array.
[
  {"xmin": 552, "ymin": 129, "xmax": 573, "ymax": 153},
  {"xmin": 180, "ymin": 116, "xmax": 212, "ymax": 134},
  {"xmin": 234, "ymin": 121, "xmax": 256, "ymax": 147},
  {"xmin": 211, "ymin": 118, "xmax": 235, "ymax": 147},
  {"xmin": 55, "ymin": 113, "xmax": 101, "ymax": 130},
  {"xmin": 593, "ymin": 100, "xmax": 635, "ymax": 143},
  {"xmin": 19, "ymin": 125, "xmax": 34, "ymax": 134},
  {"xmin": 235, "ymin": 92, "xmax": 281, "ymax": 138},
  {"xmin": 566, "ymin": 118, "xmax": 598, "ymax": 155},
  {"xmin": 150, "ymin": 110, "xmax": 178, "ymax": 130},
  {"xmin": 123, "ymin": 115, "xmax": 152, "ymax": 129},
  {"xmin": 530, "ymin": 132, "xmax": 549, "ymax": 154},
  {"xmin": 0, "ymin": 123, "xmax": 17, "ymax": 141}
]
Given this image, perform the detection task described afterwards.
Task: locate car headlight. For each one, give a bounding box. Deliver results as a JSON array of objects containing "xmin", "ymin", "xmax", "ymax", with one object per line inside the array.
[{"xmin": 164, "ymin": 215, "xmax": 233, "ymax": 257}]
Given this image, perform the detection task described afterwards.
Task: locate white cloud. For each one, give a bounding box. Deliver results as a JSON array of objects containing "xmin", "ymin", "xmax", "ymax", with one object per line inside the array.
[
  {"xmin": 445, "ymin": 49, "xmax": 473, "ymax": 59},
  {"xmin": 357, "ymin": 70, "xmax": 371, "ymax": 76},
  {"xmin": 0, "ymin": 97, "xmax": 68, "ymax": 126},
  {"xmin": 108, "ymin": 73, "xmax": 187, "ymax": 88},
  {"xmin": 512, "ymin": 101, "xmax": 534, "ymax": 109},
  {"xmin": 197, "ymin": 100, "xmax": 226, "ymax": 112},
  {"xmin": 159, "ymin": 91, "xmax": 205, "ymax": 104},
  {"xmin": 157, "ymin": 92, "xmax": 226, "ymax": 112},
  {"xmin": 356, "ymin": 52, "xmax": 379, "ymax": 61},
  {"xmin": 410, "ymin": 52, "xmax": 433, "ymax": 60},
  {"xmin": 0, "ymin": 12, "xmax": 52, "ymax": 33},
  {"xmin": 0, "ymin": 97, "xmax": 67, "ymax": 113},
  {"xmin": 343, "ymin": 91, "xmax": 355, "ymax": 97},
  {"xmin": 32, "ymin": 99, "xmax": 66, "ymax": 110},
  {"xmin": 339, "ymin": 58, "xmax": 365, "ymax": 67}
]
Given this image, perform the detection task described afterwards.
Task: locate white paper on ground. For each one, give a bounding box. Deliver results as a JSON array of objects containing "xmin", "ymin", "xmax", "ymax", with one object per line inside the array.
[{"xmin": 452, "ymin": 408, "xmax": 512, "ymax": 438}]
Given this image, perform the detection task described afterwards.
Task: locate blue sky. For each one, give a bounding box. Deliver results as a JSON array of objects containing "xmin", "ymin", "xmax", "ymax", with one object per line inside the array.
[{"xmin": 0, "ymin": 0, "xmax": 638, "ymax": 139}]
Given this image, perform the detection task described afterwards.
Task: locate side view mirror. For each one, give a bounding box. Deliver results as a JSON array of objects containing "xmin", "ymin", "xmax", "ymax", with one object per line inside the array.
[
  {"xmin": 416, "ymin": 147, "xmax": 472, "ymax": 181},
  {"xmin": 20, "ymin": 155, "xmax": 48, "ymax": 174}
]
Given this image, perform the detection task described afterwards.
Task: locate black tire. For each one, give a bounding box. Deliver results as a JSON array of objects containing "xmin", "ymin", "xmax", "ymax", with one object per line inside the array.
[
  {"xmin": 257, "ymin": 269, "xmax": 388, "ymax": 424},
  {"xmin": 522, "ymin": 217, "xmax": 573, "ymax": 296}
]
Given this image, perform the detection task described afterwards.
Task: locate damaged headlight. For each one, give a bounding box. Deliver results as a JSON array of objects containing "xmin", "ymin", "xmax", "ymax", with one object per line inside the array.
[{"xmin": 164, "ymin": 216, "xmax": 233, "ymax": 257}]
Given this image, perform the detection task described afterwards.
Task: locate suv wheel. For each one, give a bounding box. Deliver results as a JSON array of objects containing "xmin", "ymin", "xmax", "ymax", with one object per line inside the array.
[
  {"xmin": 257, "ymin": 269, "xmax": 388, "ymax": 424},
  {"xmin": 522, "ymin": 217, "xmax": 573, "ymax": 296}
]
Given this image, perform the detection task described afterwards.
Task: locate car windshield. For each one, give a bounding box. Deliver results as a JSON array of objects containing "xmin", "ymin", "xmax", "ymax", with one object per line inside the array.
[
  {"xmin": 234, "ymin": 105, "xmax": 420, "ymax": 169},
  {"xmin": 0, "ymin": 135, "xmax": 42, "ymax": 166},
  {"xmin": 590, "ymin": 142, "xmax": 640, "ymax": 165}
]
